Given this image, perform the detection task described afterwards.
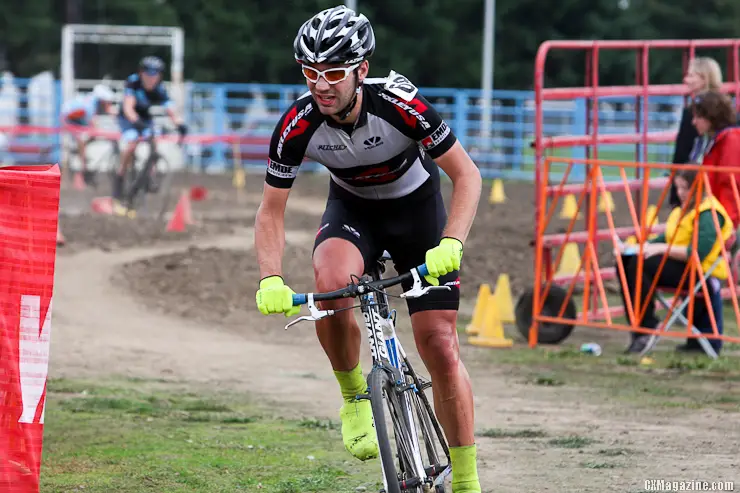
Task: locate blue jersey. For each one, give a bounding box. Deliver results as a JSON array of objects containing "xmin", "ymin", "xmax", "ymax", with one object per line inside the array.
[
  {"xmin": 61, "ymin": 94, "xmax": 99, "ymax": 126},
  {"xmin": 120, "ymin": 74, "xmax": 172, "ymax": 121}
]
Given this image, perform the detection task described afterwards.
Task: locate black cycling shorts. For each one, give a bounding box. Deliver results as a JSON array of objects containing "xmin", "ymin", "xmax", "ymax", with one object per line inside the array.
[{"xmin": 313, "ymin": 184, "xmax": 460, "ymax": 315}]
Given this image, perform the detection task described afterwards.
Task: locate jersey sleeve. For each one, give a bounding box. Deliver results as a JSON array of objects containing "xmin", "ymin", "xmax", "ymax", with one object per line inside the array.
[
  {"xmin": 379, "ymin": 71, "xmax": 458, "ymax": 159},
  {"xmin": 123, "ymin": 75, "xmax": 137, "ymax": 98},
  {"xmin": 264, "ymin": 101, "xmax": 314, "ymax": 189},
  {"xmin": 155, "ymin": 84, "xmax": 174, "ymax": 109}
]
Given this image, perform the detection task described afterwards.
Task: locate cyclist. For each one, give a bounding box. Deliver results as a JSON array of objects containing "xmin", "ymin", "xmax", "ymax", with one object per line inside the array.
[
  {"xmin": 61, "ymin": 84, "xmax": 117, "ymax": 186},
  {"xmin": 254, "ymin": 6, "xmax": 483, "ymax": 492},
  {"xmin": 115, "ymin": 55, "xmax": 187, "ymax": 213}
]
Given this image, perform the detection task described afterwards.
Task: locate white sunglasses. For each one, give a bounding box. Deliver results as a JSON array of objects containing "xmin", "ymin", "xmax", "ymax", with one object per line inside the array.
[{"xmin": 301, "ymin": 63, "xmax": 360, "ymax": 85}]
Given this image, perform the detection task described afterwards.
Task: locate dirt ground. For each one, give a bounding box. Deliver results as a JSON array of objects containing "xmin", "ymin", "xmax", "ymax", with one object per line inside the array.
[{"xmin": 49, "ymin": 170, "xmax": 739, "ymax": 492}]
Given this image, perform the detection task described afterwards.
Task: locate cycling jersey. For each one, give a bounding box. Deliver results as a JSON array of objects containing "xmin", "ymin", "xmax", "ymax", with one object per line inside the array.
[
  {"xmin": 119, "ymin": 73, "xmax": 172, "ymax": 121},
  {"xmin": 61, "ymin": 95, "xmax": 99, "ymax": 126},
  {"xmin": 265, "ymin": 70, "xmax": 458, "ymax": 202}
]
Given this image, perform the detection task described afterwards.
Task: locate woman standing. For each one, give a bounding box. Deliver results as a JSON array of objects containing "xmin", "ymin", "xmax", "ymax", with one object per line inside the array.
[{"xmin": 669, "ymin": 57, "xmax": 723, "ymax": 207}]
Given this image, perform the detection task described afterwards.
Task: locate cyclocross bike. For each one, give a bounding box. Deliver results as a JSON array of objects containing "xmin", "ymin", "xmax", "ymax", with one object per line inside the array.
[
  {"xmin": 287, "ymin": 253, "xmax": 452, "ymax": 493},
  {"xmin": 120, "ymin": 127, "xmax": 179, "ymax": 220}
]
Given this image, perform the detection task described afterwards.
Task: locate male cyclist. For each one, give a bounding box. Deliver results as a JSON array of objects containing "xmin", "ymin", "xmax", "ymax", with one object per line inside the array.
[
  {"xmin": 254, "ymin": 6, "xmax": 483, "ymax": 492},
  {"xmin": 61, "ymin": 84, "xmax": 117, "ymax": 186},
  {"xmin": 115, "ymin": 56, "xmax": 187, "ymax": 212}
]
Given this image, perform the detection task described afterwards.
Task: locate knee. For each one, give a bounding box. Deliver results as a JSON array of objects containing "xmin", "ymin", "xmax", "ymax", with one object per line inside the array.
[{"xmin": 415, "ymin": 315, "xmax": 460, "ymax": 374}]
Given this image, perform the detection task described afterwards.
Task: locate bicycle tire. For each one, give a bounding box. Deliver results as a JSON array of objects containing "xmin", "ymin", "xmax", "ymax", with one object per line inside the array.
[
  {"xmin": 153, "ymin": 152, "xmax": 175, "ymax": 222},
  {"xmin": 369, "ymin": 368, "xmax": 403, "ymax": 493},
  {"xmin": 369, "ymin": 367, "xmax": 426, "ymax": 493}
]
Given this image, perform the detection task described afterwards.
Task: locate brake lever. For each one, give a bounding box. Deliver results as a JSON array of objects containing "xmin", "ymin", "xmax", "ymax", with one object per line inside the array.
[
  {"xmin": 284, "ymin": 293, "xmax": 334, "ymax": 330},
  {"xmin": 400, "ymin": 268, "xmax": 451, "ymax": 299}
]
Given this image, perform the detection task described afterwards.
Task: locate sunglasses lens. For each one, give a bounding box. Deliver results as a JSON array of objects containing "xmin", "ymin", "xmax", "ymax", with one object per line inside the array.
[
  {"xmin": 302, "ymin": 66, "xmax": 320, "ymax": 82},
  {"xmin": 324, "ymin": 69, "xmax": 348, "ymax": 83}
]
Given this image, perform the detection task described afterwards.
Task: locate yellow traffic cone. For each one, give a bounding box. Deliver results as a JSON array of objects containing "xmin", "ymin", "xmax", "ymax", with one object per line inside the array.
[
  {"xmin": 559, "ymin": 194, "xmax": 580, "ymax": 219},
  {"xmin": 233, "ymin": 167, "xmax": 246, "ymax": 189},
  {"xmin": 468, "ymin": 292, "xmax": 514, "ymax": 348},
  {"xmin": 489, "ymin": 179, "xmax": 506, "ymax": 204},
  {"xmin": 598, "ymin": 191, "xmax": 615, "ymax": 212},
  {"xmin": 493, "ymin": 274, "xmax": 514, "ymax": 323},
  {"xmin": 555, "ymin": 242, "xmax": 581, "ymax": 278},
  {"xmin": 465, "ymin": 283, "xmax": 491, "ymax": 335}
]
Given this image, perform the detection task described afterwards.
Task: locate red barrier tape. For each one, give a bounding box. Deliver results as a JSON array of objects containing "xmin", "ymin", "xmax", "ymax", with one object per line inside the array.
[
  {"xmin": 0, "ymin": 164, "xmax": 61, "ymax": 493},
  {"xmin": 0, "ymin": 125, "xmax": 268, "ymax": 147}
]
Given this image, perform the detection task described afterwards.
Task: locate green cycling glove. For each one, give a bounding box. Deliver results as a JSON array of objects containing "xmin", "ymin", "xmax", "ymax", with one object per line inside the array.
[
  {"xmin": 256, "ymin": 275, "xmax": 301, "ymax": 317},
  {"xmin": 424, "ymin": 237, "xmax": 463, "ymax": 286}
]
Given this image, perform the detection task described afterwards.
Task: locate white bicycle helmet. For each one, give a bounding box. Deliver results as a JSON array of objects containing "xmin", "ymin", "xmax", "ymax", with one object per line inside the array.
[
  {"xmin": 92, "ymin": 84, "xmax": 115, "ymax": 102},
  {"xmin": 293, "ymin": 5, "xmax": 375, "ymax": 65}
]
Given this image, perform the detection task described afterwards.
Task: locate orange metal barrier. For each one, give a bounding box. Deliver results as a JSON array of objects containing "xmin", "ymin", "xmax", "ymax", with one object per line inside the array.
[
  {"xmin": 528, "ymin": 38, "xmax": 740, "ymax": 331},
  {"xmin": 528, "ymin": 156, "xmax": 740, "ymax": 348}
]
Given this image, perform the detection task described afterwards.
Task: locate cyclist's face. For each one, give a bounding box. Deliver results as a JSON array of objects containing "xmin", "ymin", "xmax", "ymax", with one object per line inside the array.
[
  {"xmin": 305, "ymin": 61, "xmax": 368, "ymax": 115},
  {"xmin": 141, "ymin": 72, "xmax": 161, "ymax": 90}
]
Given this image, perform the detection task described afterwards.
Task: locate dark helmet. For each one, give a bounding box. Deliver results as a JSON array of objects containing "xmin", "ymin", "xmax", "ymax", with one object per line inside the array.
[
  {"xmin": 139, "ymin": 56, "xmax": 165, "ymax": 75},
  {"xmin": 293, "ymin": 5, "xmax": 375, "ymax": 65}
]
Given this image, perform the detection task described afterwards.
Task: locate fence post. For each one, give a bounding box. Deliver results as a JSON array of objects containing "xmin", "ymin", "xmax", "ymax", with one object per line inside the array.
[{"xmin": 212, "ymin": 85, "xmax": 227, "ymax": 171}]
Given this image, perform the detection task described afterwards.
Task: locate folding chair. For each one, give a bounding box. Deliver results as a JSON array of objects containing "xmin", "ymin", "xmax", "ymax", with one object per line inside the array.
[{"xmin": 639, "ymin": 233, "xmax": 736, "ymax": 360}]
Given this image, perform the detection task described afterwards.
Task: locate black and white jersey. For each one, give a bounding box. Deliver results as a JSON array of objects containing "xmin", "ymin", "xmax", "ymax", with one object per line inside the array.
[{"xmin": 264, "ymin": 71, "xmax": 457, "ymax": 202}]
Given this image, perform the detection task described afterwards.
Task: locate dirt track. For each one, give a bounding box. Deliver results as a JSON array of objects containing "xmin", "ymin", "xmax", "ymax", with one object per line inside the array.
[{"xmin": 50, "ymin": 171, "xmax": 739, "ymax": 492}]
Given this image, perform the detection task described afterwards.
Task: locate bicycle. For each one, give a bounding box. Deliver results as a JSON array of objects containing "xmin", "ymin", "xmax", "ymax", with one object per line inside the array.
[
  {"xmin": 119, "ymin": 128, "xmax": 179, "ymax": 221},
  {"xmin": 62, "ymin": 128, "xmax": 120, "ymax": 188},
  {"xmin": 287, "ymin": 254, "xmax": 453, "ymax": 493}
]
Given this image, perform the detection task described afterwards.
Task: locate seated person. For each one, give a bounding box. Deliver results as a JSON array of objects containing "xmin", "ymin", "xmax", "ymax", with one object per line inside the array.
[
  {"xmin": 60, "ymin": 84, "xmax": 117, "ymax": 186},
  {"xmin": 616, "ymin": 168, "xmax": 732, "ymax": 355}
]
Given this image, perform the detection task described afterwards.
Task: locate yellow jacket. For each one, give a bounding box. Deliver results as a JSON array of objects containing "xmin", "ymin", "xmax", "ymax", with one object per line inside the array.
[{"xmin": 663, "ymin": 196, "xmax": 734, "ymax": 280}]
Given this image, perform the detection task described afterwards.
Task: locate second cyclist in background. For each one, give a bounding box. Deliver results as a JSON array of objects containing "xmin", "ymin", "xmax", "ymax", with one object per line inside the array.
[
  {"xmin": 115, "ymin": 56, "xmax": 187, "ymax": 213},
  {"xmin": 61, "ymin": 84, "xmax": 117, "ymax": 187}
]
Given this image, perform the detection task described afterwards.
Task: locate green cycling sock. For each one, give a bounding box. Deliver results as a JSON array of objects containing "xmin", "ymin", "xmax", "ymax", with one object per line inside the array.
[
  {"xmin": 450, "ymin": 444, "xmax": 481, "ymax": 492},
  {"xmin": 334, "ymin": 362, "xmax": 366, "ymax": 404}
]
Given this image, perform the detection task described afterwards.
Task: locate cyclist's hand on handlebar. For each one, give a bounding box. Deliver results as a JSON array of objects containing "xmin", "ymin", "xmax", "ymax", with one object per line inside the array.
[
  {"xmin": 177, "ymin": 123, "xmax": 188, "ymax": 137},
  {"xmin": 133, "ymin": 119, "xmax": 148, "ymax": 131},
  {"xmin": 423, "ymin": 237, "xmax": 463, "ymax": 286},
  {"xmin": 256, "ymin": 276, "xmax": 301, "ymax": 317}
]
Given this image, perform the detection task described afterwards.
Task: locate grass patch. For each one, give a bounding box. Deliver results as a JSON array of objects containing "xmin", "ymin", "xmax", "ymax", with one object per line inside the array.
[
  {"xmin": 478, "ymin": 428, "xmax": 547, "ymax": 439},
  {"xmin": 487, "ymin": 341, "xmax": 740, "ymax": 411},
  {"xmin": 581, "ymin": 461, "xmax": 619, "ymax": 469},
  {"xmin": 547, "ymin": 435, "xmax": 595, "ymax": 449},
  {"xmin": 597, "ymin": 448, "xmax": 633, "ymax": 457},
  {"xmin": 42, "ymin": 379, "xmax": 382, "ymax": 493}
]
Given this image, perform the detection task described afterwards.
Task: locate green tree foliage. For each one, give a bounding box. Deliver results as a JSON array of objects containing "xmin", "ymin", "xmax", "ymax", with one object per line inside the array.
[{"xmin": 0, "ymin": 0, "xmax": 737, "ymax": 89}]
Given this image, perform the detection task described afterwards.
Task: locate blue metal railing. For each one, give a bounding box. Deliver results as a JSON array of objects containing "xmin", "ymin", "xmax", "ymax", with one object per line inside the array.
[{"xmin": 0, "ymin": 77, "xmax": 685, "ymax": 180}]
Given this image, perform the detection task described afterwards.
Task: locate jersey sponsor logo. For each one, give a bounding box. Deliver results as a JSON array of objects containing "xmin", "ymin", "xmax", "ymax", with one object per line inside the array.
[
  {"xmin": 384, "ymin": 70, "xmax": 419, "ymax": 101},
  {"xmin": 379, "ymin": 92, "xmax": 430, "ymax": 130},
  {"xmin": 317, "ymin": 144, "xmax": 347, "ymax": 151},
  {"xmin": 277, "ymin": 104, "xmax": 313, "ymax": 158},
  {"xmin": 347, "ymin": 160, "xmax": 405, "ymax": 185},
  {"xmin": 267, "ymin": 158, "xmax": 298, "ymax": 179},
  {"xmin": 342, "ymin": 224, "xmax": 360, "ymax": 238},
  {"xmin": 363, "ymin": 136, "xmax": 384, "ymax": 150},
  {"xmin": 421, "ymin": 122, "xmax": 451, "ymax": 151}
]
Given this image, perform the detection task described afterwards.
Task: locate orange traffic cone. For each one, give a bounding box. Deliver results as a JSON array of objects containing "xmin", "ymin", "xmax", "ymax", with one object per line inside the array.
[
  {"xmin": 91, "ymin": 196, "xmax": 113, "ymax": 215},
  {"xmin": 166, "ymin": 191, "xmax": 194, "ymax": 232}
]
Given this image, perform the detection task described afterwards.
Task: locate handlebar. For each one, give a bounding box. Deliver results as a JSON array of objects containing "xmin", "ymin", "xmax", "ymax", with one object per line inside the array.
[
  {"xmin": 285, "ymin": 264, "xmax": 439, "ymax": 330},
  {"xmin": 292, "ymin": 264, "xmax": 430, "ymax": 306}
]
